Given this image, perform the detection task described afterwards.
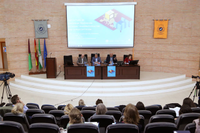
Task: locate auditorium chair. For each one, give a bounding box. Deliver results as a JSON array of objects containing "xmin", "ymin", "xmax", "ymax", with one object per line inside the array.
[
  {"xmin": 106, "ymin": 110, "xmax": 122, "ymax": 122},
  {"xmin": 119, "ymin": 115, "xmax": 145, "ymax": 132},
  {"xmin": 81, "ymin": 110, "xmax": 96, "ymax": 122},
  {"xmin": 176, "ymin": 113, "xmax": 200, "ymax": 130},
  {"xmin": 163, "ymin": 103, "xmax": 181, "ymax": 109},
  {"xmin": 0, "ymin": 106, "xmax": 12, "ymax": 117},
  {"xmin": 89, "ymin": 115, "xmax": 115, "ymax": 133},
  {"xmin": 3, "ymin": 112, "xmax": 29, "ymax": 132},
  {"xmin": 29, "ymin": 123, "xmax": 60, "ymax": 133},
  {"xmin": 0, "ymin": 121, "xmax": 25, "ymax": 133},
  {"xmin": 145, "ymin": 105, "xmax": 161, "ymax": 115},
  {"xmin": 41, "ymin": 105, "xmax": 57, "ymax": 114},
  {"xmin": 106, "ymin": 123, "xmax": 139, "ymax": 133},
  {"xmin": 184, "ymin": 123, "xmax": 196, "ymax": 133},
  {"xmin": 106, "ymin": 107, "xmax": 119, "ymax": 111},
  {"xmin": 149, "ymin": 114, "xmax": 174, "ymax": 123},
  {"xmin": 78, "ymin": 54, "xmax": 88, "ymax": 60},
  {"xmin": 82, "ymin": 106, "xmax": 96, "ymax": 111},
  {"xmin": 123, "ymin": 54, "xmax": 131, "ymax": 61},
  {"xmin": 57, "ymin": 105, "xmax": 66, "ymax": 110},
  {"xmin": 26, "ymin": 103, "xmax": 40, "ymax": 109},
  {"xmin": 5, "ymin": 103, "xmax": 13, "ymax": 106},
  {"xmin": 75, "ymin": 105, "xmax": 85, "ymax": 111},
  {"xmin": 68, "ymin": 123, "xmax": 99, "ymax": 133},
  {"xmin": 156, "ymin": 109, "xmax": 176, "ymax": 118},
  {"xmin": 115, "ymin": 105, "xmax": 126, "ymax": 112},
  {"xmin": 138, "ymin": 110, "xmax": 152, "ymax": 126},
  {"xmin": 26, "ymin": 109, "xmax": 45, "ymax": 123},
  {"xmin": 144, "ymin": 122, "xmax": 177, "ymax": 133},
  {"xmin": 60, "ymin": 115, "xmax": 69, "ymax": 128},
  {"xmin": 49, "ymin": 110, "xmax": 65, "ymax": 126},
  {"xmin": 191, "ymin": 107, "xmax": 200, "ymax": 113},
  {"xmin": 31, "ymin": 114, "xmax": 57, "ymax": 124}
]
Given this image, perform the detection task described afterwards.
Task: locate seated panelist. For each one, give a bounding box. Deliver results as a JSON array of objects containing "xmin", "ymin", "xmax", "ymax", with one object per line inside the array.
[
  {"xmin": 92, "ymin": 53, "xmax": 101, "ymax": 64},
  {"xmin": 77, "ymin": 54, "xmax": 87, "ymax": 64},
  {"xmin": 106, "ymin": 53, "xmax": 117, "ymax": 64},
  {"xmin": 124, "ymin": 54, "xmax": 132, "ymax": 63}
]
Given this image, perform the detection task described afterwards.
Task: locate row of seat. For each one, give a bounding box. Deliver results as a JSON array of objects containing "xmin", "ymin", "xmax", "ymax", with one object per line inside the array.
[
  {"xmin": 3, "ymin": 109, "xmax": 200, "ymax": 132},
  {"xmin": 0, "ymin": 120, "xmax": 195, "ymax": 133}
]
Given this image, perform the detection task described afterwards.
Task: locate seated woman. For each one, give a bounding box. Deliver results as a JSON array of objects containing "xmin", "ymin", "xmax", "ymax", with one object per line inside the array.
[
  {"xmin": 64, "ymin": 103, "xmax": 74, "ymax": 115},
  {"xmin": 124, "ymin": 54, "xmax": 132, "ymax": 63},
  {"xmin": 78, "ymin": 99, "xmax": 85, "ymax": 106},
  {"xmin": 11, "ymin": 103, "xmax": 24, "ymax": 114},
  {"xmin": 96, "ymin": 103, "xmax": 107, "ymax": 115},
  {"xmin": 123, "ymin": 103, "xmax": 141, "ymax": 133},
  {"xmin": 95, "ymin": 99, "xmax": 103, "ymax": 106},
  {"xmin": 67, "ymin": 108, "xmax": 83, "ymax": 129},
  {"xmin": 136, "ymin": 101, "xmax": 145, "ymax": 110}
]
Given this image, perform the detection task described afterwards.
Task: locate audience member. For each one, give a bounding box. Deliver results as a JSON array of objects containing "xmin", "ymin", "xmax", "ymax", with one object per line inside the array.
[
  {"xmin": 96, "ymin": 103, "xmax": 107, "ymax": 115},
  {"xmin": 96, "ymin": 99, "xmax": 103, "ymax": 106},
  {"xmin": 182, "ymin": 97, "xmax": 196, "ymax": 107},
  {"xmin": 193, "ymin": 116, "xmax": 200, "ymax": 133},
  {"xmin": 136, "ymin": 101, "xmax": 145, "ymax": 110},
  {"xmin": 64, "ymin": 103, "xmax": 74, "ymax": 115},
  {"xmin": 11, "ymin": 95, "xmax": 28, "ymax": 113},
  {"xmin": 78, "ymin": 99, "xmax": 85, "ymax": 106},
  {"xmin": 123, "ymin": 103, "xmax": 140, "ymax": 125},
  {"xmin": 123, "ymin": 103, "xmax": 141, "ymax": 133},
  {"xmin": 179, "ymin": 105, "xmax": 192, "ymax": 115},
  {"xmin": 11, "ymin": 103, "xmax": 24, "ymax": 114},
  {"xmin": 67, "ymin": 108, "xmax": 83, "ymax": 129}
]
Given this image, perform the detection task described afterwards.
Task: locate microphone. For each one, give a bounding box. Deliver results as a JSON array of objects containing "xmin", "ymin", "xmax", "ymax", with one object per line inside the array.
[{"xmin": 50, "ymin": 52, "xmax": 52, "ymax": 58}]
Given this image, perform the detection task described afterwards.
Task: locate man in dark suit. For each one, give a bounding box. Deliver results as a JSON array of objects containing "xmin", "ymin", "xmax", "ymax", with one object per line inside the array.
[
  {"xmin": 106, "ymin": 53, "xmax": 117, "ymax": 64},
  {"xmin": 92, "ymin": 53, "xmax": 101, "ymax": 64},
  {"xmin": 77, "ymin": 54, "xmax": 87, "ymax": 64}
]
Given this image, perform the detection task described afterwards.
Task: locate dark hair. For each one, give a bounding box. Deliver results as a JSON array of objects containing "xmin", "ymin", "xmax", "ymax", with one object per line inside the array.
[
  {"xmin": 179, "ymin": 105, "xmax": 192, "ymax": 115},
  {"xmin": 96, "ymin": 99, "xmax": 103, "ymax": 105},
  {"xmin": 11, "ymin": 95, "xmax": 19, "ymax": 104},
  {"xmin": 136, "ymin": 101, "xmax": 145, "ymax": 110},
  {"xmin": 182, "ymin": 98, "xmax": 196, "ymax": 107}
]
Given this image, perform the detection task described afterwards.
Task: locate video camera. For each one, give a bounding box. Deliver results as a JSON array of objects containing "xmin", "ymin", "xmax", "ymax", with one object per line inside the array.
[
  {"xmin": 192, "ymin": 75, "xmax": 200, "ymax": 79},
  {"xmin": 0, "ymin": 72, "xmax": 15, "ymax": 81}
]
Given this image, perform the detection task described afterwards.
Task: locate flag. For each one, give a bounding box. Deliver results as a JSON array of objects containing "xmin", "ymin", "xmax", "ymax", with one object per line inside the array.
[
  {"xmin": 154, "ymin": 20, "xmax": 169, "ymax": 39},
  {"xmin": 43, "ymin": 39, "xmax": 47, "ymax": 68},
  {"xmin": 28, "ymin": 39, "xmax": 32, "ymax": 71},
  {"xmin": 34, "ymin": 39, "xmax": 39, "ymax": 69},
  {"xmin": 38, "ymin": 39, "xmax": 43, "ymax": 70}
]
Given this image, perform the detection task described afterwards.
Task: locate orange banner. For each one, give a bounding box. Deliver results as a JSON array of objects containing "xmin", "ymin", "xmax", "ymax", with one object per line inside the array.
[{"xmin": 154, "ymin": 20, "xmax": 168, "ymax": 39}]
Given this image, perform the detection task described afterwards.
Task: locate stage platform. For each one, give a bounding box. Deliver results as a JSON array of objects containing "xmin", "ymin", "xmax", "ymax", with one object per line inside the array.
[{"xmin": 0, "ymin": 71, "xmax": 196, "ymax": 108}]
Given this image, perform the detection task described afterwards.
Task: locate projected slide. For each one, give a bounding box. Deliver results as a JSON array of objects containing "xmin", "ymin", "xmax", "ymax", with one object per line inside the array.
[{"xmin": 66, "ymin": 5, "xmax": 135, "ymax": 48}]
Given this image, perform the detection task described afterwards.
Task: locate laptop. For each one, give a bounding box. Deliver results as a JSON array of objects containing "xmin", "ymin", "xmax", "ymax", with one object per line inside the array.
[{"xmin": 129, "ymin": 60, "xmax": 139, "ymax": 65}]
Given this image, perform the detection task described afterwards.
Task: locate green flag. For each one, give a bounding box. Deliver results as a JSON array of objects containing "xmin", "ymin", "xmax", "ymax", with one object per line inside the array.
[
  {"xmin": 38, "ymin": 39, "xmax": 43, "ymax": 70},
  {"xmin": 28, "ymin": 39, "xmax": 32, "ymax": 71}
]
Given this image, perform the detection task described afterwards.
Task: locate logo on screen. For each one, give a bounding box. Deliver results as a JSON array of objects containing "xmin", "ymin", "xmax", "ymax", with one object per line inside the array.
[{"xmin": 95, "ymin": 9, "xmax": 132, "ymax": 32}]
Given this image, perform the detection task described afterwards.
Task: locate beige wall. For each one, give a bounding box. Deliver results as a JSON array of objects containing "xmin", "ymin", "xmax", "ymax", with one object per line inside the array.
[{"xmin": 0, "ymin": 0, "xmax": 199, "ymax": 77}]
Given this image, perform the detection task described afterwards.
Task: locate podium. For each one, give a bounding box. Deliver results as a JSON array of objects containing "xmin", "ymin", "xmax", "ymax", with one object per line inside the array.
[{"xmin": 46, "ymin": 58, "xmax": 57, "ymax": 78}]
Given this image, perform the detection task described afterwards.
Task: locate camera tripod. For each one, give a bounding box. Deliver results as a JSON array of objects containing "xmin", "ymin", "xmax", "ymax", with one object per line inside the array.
[
  {"xmin": 188, "ymin": 81, "xmax": 200, "ymax": 102},
  {"xmin": 1, "ymin": 80, "xmax": 12, "ymax": 104}
]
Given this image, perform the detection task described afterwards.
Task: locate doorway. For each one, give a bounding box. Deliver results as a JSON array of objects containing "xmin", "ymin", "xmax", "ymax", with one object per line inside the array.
[{"xmin": 0, "ymin": 39, "xmax": 8, "ymax": 70}]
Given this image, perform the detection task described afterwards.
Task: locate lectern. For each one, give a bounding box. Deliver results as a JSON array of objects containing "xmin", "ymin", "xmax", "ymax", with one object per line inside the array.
[{"xmin": 46, "ymin": 58, "xmax": 57, "ymax": 78}]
